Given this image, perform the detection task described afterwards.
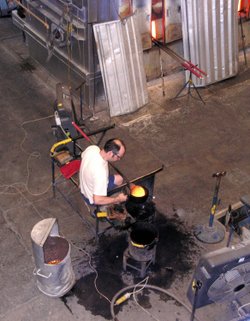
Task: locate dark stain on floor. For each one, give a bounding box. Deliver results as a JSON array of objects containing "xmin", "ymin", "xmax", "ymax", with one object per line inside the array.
[
  {"xmin": 19, "ymin": 57, "xmax": 36, "ymax": 72},
  {"xmin": 64, "ymin": 211, "xmax": 200, "ymax": 319}
]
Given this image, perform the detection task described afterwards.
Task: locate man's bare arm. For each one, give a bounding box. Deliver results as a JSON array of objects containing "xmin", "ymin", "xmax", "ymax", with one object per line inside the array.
[{"xmin": 93, "ymin": 193, "xmax": 127, "ymax": 205}]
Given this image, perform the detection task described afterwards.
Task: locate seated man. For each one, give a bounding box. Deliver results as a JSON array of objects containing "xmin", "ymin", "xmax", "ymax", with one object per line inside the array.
[{"xmin": 79, "ymin": 138, "xmax": 128, "ymax": 206}]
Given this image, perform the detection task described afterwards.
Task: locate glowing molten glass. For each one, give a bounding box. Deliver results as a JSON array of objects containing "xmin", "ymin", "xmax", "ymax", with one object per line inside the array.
[
  {"xmin": 47, "ymin": 259, "xmax": 61, "ymax": 265},
  {"xmin": 131, "ymin": 185, "xmax": 146, "ymax": 197}
]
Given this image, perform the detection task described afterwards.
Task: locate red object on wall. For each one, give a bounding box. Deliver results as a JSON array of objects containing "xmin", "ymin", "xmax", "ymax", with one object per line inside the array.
[{"xmin": 238, "ymin": 0, "xmax": 250, "ymax": 19}]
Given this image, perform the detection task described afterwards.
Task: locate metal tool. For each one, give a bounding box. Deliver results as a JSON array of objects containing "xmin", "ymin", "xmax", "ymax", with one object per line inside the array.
[
  {"xmin": 194, "ymin": 171, "xmax": 226, "ymax": 244},
  {"xmin": 151, "ymin": 38, "xmax": 207, "ymax": 104},
  {"xmin": 14, "ymin": 0, "xmax": 49, "ymax": 29},
  {"xmin": 209, "ymin": 171, "xmax": 227, "ymax": 227},
  {"xmin": 72, "ymin": 121, "xmax": 145, "ymax": 190},
  {"xmin": 152, "ymin": 38, "xmax": 207, "ymax": 79},
  {"xmin": 239, "ymin": 10, "xmax": 248, "ymax": 67}
]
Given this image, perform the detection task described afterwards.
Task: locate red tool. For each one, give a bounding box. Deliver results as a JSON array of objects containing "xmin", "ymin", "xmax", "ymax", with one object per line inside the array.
[
  {"xmin": 152, "ymin": 38, "xmax": 207, "ymax": 79},
  {"xmin": 71, "ymin": 121, "xmax": 91, "ymax": 142}
]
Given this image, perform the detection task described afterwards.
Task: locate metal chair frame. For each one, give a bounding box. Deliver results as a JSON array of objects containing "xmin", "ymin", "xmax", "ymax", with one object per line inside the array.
[{"xmin": 50, "ymin": 138, "xmax": 122, "ymax": 241}]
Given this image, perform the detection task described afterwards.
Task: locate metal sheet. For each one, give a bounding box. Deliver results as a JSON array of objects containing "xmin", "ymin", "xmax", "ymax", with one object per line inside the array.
[
  {"xmin": 93, "ymin": 15, "xmax": 148, "ymax": 117},
  {"xmin": 164, "ymin": 0, "xmax": 182, "ymax": 43},
  {"xmin": 181, "ymin": 0, "xmax": 239, "ymax": 87}
]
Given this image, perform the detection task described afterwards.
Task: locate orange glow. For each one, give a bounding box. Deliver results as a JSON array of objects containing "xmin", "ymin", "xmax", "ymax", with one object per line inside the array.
[
  {"xmin": 47, "ymin": 259, "xmax": 61, "ymax": 265},
  {"xmin": 151, "ymin": 20, "xmax": 156, "ymax": 39},
  {"xmin": 238, "ymin": 0, "xmax": 242, "ymax": 11},
  {"xmin": 131, "ymin": 185, "xmax": 146, "ymax": 197}
]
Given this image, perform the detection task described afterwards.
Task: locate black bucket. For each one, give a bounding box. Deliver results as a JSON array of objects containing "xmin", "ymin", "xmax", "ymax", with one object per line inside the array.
[
  {"xmin": 129, "ymin": 222, "xmax": 158, "ymax": 261},
  {"xmin": 125, "ymin": 200, "xmax": 155, "ymax": 222}
]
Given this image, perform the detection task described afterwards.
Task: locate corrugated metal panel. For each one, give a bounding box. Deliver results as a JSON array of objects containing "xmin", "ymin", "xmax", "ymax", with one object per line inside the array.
[
  {"xmin": 93, "ymin": 16, "xmax": 148, "ymax": 117},
  {"xmin": 181, "ymin": 0, "xmax": 239, "ymax": 87}
]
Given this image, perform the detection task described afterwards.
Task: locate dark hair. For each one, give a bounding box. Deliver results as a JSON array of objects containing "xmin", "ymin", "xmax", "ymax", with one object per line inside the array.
[{"xmin": 104, "ymin": 138, "xmax": 125, "ymax": 154}]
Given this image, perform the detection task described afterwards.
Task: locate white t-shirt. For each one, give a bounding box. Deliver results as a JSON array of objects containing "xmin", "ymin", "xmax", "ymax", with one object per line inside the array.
[{"xmin": 79, "ymin": 145, "xmax": 109, "ymax": 204}]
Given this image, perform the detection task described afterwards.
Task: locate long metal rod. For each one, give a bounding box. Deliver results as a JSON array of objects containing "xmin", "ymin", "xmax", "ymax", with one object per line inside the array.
[
  {"xmin": 72, "ymin": 121, "xmax": 132, "ymax": 187},
  {"xmin": 14, "ymin": 0, "xmax": 49, "ymax": 29},
  {"xmin": 108, "ymin": 165, "xmax": 164, "ymax": 195},
  {"xmin": 208, "ymin": 171, "xmax": 226, "ymax": 227},
  {"xmin": 239, "ymin": 13, "xmax": 248, "ymax": 66},
  {"xmin": 152, "ymin": 38, "xmax": 207, "ymax": 79},
  {"xmin": 159, "ymin": 47, "xmax": 165, "ymax": 96},
  {"xmin": 109, "ymin": 163, "xmax": 132, "ymax": 188},
  {"xmin": 72, "ymin": 121, "xmax": 163, "ymax": 190}
]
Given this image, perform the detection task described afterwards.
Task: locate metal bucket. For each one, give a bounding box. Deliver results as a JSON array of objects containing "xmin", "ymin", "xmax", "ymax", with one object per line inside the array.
[
  {"xmin": 31, "ymin": 218, "xmax": 75, "ymax": 297},
  {"xmin": 129, "ymin": 222, "xmax": 158, "ymax": 262}
]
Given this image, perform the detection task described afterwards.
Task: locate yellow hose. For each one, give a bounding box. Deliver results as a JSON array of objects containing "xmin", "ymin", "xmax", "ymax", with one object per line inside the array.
[{"xmin": 50, "ymin": 138, "xmax": 72, "ymax": 155}]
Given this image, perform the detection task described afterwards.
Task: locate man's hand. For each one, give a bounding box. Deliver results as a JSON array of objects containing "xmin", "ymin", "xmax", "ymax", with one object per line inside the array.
[{"xmin": 116, "ymin": 192, "xmax": 128, "ymax": 203}]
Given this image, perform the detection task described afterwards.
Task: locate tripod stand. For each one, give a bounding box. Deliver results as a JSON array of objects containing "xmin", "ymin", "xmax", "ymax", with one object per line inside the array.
[
  {"xmin": 174, "ymin": 71, "xmax": 205, "ymax": 105},
  {"xmin": 239, "ymin": 11, "xmax": 248, "ymax": 67}
]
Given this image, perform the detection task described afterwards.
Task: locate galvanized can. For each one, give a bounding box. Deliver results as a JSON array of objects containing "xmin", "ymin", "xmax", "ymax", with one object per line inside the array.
[{"xmin": 31, "ymin": 218, "xmax": 75, "ymax": 297}]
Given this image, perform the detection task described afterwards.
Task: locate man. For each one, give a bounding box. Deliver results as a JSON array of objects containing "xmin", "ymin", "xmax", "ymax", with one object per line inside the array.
[{"xmin": 79, "ymin": 138, "xmax": 128, "ymax": 206}]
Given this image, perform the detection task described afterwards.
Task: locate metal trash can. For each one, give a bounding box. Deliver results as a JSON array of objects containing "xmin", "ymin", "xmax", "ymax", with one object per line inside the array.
[{"xmin": 31, "ymin": 218, "xmax": 75, "ymax": 297}]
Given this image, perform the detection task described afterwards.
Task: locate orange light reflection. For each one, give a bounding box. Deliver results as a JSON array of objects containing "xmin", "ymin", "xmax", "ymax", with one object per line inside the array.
[{"xmin": 151, "ymin": 20, "xmax": 156, "ymax": 39}]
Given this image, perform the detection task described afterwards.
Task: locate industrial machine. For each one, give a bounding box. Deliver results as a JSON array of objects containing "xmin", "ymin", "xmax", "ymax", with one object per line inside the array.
[
  {"xmin": 12, "ymin": 0, "xmax": 123, "ymax": 111},
  {"xmin": 0, "ymin": 0, "xmax": 16, "ymax": 17},
  {"xmin": 187, "ymin": 241, "xmax": 250, "ymax": 320}
]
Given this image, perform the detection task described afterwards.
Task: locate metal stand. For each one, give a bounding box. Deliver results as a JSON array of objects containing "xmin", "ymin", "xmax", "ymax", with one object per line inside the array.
[
  {"xmin": 174, "ymin": 71, "xmax": 205, "ymax": 105},
  {"xmin": 239, "ymin": 11, "xmax": 248, "ymax": 67},
  {"xmin": 194, "ymin": 220, "xmax": 225, "ymax": 244},
  {"xmin": 190, "ymin": 280, "xmax": 202, "ymax": 321},
  {"xmin": 159, "ymin": 47, "xmax": 165, "ymax": 97},
  {"xmin": 123, "ymin": 248, "xmax": 156, "ymax": 278},
  {"xmin": 194, "ymin": 172, "xmax": 226, "ymax": 244}
]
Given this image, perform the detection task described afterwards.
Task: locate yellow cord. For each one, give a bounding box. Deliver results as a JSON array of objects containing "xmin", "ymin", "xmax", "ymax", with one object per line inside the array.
[{"xmin": 50, "ymin": 137, "xmax": 72, "ymax": 154}]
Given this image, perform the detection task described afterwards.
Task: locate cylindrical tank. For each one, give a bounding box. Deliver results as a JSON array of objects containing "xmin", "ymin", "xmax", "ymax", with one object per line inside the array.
[{"xmin": 31, "ymin": 218, "xmax": 75, "ymax": 297}]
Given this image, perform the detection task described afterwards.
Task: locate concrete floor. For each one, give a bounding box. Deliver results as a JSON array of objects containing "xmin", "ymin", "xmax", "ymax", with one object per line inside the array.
[{"xmin": 1, "ymin": 17, "xmax": 250, "ymax": 321}]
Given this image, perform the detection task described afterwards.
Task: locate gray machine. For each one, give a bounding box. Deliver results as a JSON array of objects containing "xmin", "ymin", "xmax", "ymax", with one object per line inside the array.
[
  {"xmin": 0, "ymin": 0, "xmax": 16, "ymax": 16},
  {"xmin": 187, "ymin": 242, "xmax": 250, "ymax": 310},
  {"xmin": 12, "ymin": 0, "xmax": 122, "ymax": 111}
]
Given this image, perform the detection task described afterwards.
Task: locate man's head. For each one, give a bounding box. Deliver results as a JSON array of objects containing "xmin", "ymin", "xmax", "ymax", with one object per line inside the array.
[{"xmin": 103, "ymin": 138, "xmax": 126, "ymax": 162}]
